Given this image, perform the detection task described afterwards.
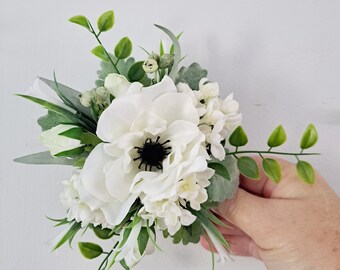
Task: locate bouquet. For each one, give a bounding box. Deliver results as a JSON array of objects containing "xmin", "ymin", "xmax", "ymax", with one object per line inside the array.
[{"xmin": 15, "ymin": 10, "xmax": 319, "ymax": 270}]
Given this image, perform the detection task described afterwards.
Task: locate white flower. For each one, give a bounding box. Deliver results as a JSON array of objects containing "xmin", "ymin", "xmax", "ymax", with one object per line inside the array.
[
  {"xmin": 143, "ymin": 59, "xmax": 159, "ymax": 73},
  {"xmin": 60, "ymin": 170, "xmax": 111, "ymax": 228},
  {"xmin": 115, "ymin": 222, "xmax": 154, "ymax": 268},
  {"xmin": 81, "ymin": 76, "xmax": 211, "ymax": 229},
  {"xmin": 179, "ymin": 78, "xmax": 242, "ymax": 161},
  {"xmin": 104, "ymin": 73, "xmax": 131, "ymax": 98},
  {"xmin": 80, "ymin": 90, "xmax": 93, "ymax": 107},
  {"xmin": 40, "ymin": 124, "xmax": 84, "ymax": 156},
  {"xmin": 140, "ymin": 199, "xmax": 196, "ymax": 235}
]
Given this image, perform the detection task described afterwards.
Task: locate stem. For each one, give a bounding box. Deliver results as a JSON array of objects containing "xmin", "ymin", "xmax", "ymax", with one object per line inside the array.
[
  {"xmin": 88, "ymin": 22, "xmax": 120, "ymax": 74},
  {"xmin": 226, "ymin": 150, "xmax": 320, "ymax": 157},
  {"xmin": 98, "ymin": 249, "xmax": 113, "ymax": 270}
]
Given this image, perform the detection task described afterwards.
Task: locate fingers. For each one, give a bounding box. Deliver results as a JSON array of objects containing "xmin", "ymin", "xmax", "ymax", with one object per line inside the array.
[{"xmin": 200, "ymin": 234, "xmax": 260, "ymax": 259}]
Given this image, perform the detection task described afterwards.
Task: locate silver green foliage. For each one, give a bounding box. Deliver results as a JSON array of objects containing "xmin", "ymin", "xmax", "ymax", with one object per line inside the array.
[
  {"xmin": 206, "ymin": 156, "xmax": 239, "ymax": 202},
  {"xmin": 175, "ymin": 62, "xmax": 208, "ymax": 90}
]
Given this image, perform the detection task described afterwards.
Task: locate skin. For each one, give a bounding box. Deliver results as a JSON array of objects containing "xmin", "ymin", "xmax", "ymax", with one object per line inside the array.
[{"xmin": 200, "ymin": 157, "xmax": 340, "ymax": 270}]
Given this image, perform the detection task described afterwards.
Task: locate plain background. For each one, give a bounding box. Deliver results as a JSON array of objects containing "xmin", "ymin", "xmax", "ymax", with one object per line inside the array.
[{"xmin": 1, "ymin": 0, "xmax": 340, "ymax": 269}]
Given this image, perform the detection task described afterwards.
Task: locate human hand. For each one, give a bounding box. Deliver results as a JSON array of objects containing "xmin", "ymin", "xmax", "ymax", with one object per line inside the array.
[{"xmin": 200, "ymin": 157, "xmax": 340, "ymax": 270}]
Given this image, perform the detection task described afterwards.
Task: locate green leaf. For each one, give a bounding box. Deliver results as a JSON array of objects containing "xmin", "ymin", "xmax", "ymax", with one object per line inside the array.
[
  {"xmin": 154, "ymin": 25, "xmax": 181, "ymax": 80},
  {"xmin": 59, "ymin": 127, "xmax": 84, "ymax": 140},
  {"xmin": 97, "ymin": 10, "xmax": 114, "ymax": 32},
  {"xmin": 14, "ymin": 151, "xmax": 76, "ymax": 166},
  {"xmin": 69, "ymin": 15, "xmax": 90, "ymax": 31},
  {"xmin": 296, "ymin": 160, "xmax": 315, "ymax": 184},
  {"xmin": 159, "ymin": 40, "xmax": 165, "ymax": 56},
  {"xmin": 80, "ymin": 132, "xmax": 102, "ymax": 147},
  {"xmin": 127, "ymin": 61, "xmax": 146, "ymax": 82},
  {"xmin": 262, "ymin": 158, "xmax": 282, "ymax": 183},
  {"xmin": 200, "ymin": 207, "xmax": 230, "ymax": 228},
  {"xmin": 92, "ymin": 45, "xmax": 109, "ymax": 62},
  {"xmin": 95, "ymin": 55, "xmax": 135, "ymax": 87},
  {"xmin": 37, "ymin": 110, "xmax": 75, "ymax": 131},
  {"xmin": 53, "ymin": 222, "xmax": 81, "ymax": 251},
  {"xmin": 92, "ymin": 225, "xmax": 113, "ymax": 240},
  {"xmin": 78, "ymin": 242, "xmax": 103, "ymax": 259},
  {"xmin": 206, "ymin": 156, "xmax": 239, "ymax": 202},
  {"xmin": 175, "ymin": 62, "xmax": 208, "ymax": 90},
  {"xmin": 267, "ymin": 125, "xmax": 287, "ymax": 148},
  {"xmin": 54, "ymin": 146, "xmax": 85, "ymax": 157},
  {"xmin": 229, "ymin": 126, "xmax": 248, "ymax": 147},
  {"xmin": 300, "ymin": 124, "xmax": 318, "ymax": 150},
  {"xmin": 170, "ymin": 32, "xmax": 183, "ymax": 55},
  {"xmin": 237, "ymin": 156, "xmax": 260, "ymax": 180},
  {"xmin": 208, "ymin": 162, "xmax": 230, "ymax": 180},
  {"xmin": 38, "ymin": 77, "xmax": 95, "ymax": 124},
  {"xmin": 115, "ymin": 37, "xmax": 133, "ymax": 60},
  {"xmin": 73, "ymin": 157, "xmax": 86, "ymax": 168},
  {"xmin": 137, "ymin": 227, "xmax": 149, "ymax": 255},
  {"xmin": 120, "ymin": 260, "xmax": 130, "ymax": 270}
]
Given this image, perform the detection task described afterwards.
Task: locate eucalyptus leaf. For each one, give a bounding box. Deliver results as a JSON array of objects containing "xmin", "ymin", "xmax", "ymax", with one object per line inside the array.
[
  {"xmin": 14, "ymin": 151, "xmax": 75, "ymax": 166},
  {"xmin": 97, "ymin": 10, "xmax": 114, "ymax": 32},
  {"xmin": 38, "ymin": 110, "xmax": 74, "ymax": 131},
  {"xmin": 137, "ymin": 227, "xmax": 149, "ymax": 255},
  {"xmin": 175, "ymin": 62, "xmax": 207, "ymax": 90},
  {"xmin": 229, "ymin": 126, "xmax": 248, "ymax": 147},
  {"xmin": 69, "ymin": 15, "xmax": 90, "ymax": 31},
  {"xmin": 262, "ymin": 158, "xmax": 282, "ymax": 183},
  {"xmin": 128, "ymin": 61, "xmax": 146, "ymax": 82},
  {"xmin": 300, "ymin": 124, "xmax": 318, "ymax": 150},
  {"xmin": 154, "ymin": 25, "xmax": 181, "ymax": 80},
  {"xmin": 78, "ymin": 242, "xmax": 103, "ymax": 259},
  {"xmin": 115, "ymin": 37, "xmax": 133, "ymax": 60},
  {"xmin": 267, "ymin": 125, "xmax": 287, "ymax": 148},
  {"xmin": 92, "ymin": 45, "xmax": 109, "ymax": 62},
  {"xmin": 206, "ymin": 156, "xmax": 239, "ymax": 202},
  {"xmin": 296, "ymin": 160, "xmax": 315, "ymax": 184},
  {"xmin": 208, "ymin": 162, "xmax": 230, "ymax": 180},
  {"xmin": 237, "ymin": 156, "xmax": 260, "ymax": 180}
]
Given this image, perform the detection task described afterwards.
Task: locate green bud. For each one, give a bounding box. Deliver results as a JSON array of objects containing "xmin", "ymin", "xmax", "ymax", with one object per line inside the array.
[
  {"xmin": 143, "ymin": 59, "xmax": 159, "ymax": 73},
  {"xmin": 159, "ymin": 54, "xmax": 174, "ymax": 69},
  {"xmin": 149, "ymin": 52, "xmax": 160, "ymax": 63}
]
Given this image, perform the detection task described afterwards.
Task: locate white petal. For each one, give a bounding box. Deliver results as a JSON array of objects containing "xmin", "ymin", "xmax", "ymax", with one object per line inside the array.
[
  {"xmin": 104, "ymin": 73, "xmax": 131, "ymax": 97},
  {"xmin": 140, "ymin": 76, "xmax": 177, "ymax": 101}
]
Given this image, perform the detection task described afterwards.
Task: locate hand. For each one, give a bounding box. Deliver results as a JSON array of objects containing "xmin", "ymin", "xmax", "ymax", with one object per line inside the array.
[{"xmin": 200, "ymin": 157, "xmax": 340, "ymax": 270}]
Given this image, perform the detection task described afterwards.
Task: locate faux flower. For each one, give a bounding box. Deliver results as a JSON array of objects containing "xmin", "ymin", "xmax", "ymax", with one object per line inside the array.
[
  {"xmin": 114, "ymin": 221, "xmax": 154, "ymax": 267},
  {"xmin": 81, "ymin": 75, "xmax": 211, "ymax": 228},
  {"xmin": 40, "ymin": 124, "xmax": 84, "ymax": 156},
  {"xmin": 104, "ymin": 73, "xmax": 131, "ymax": 98}
]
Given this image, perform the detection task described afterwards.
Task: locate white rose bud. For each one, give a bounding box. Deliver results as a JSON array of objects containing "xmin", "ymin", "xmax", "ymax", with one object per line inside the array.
[
  {"xmin": 143, "ymin": 59, "xmax": 159, "ymax": 73},
  {"xmin": 40, "ymin": 124, "xmax": 84, "ymax": 156},
  {"xmin": 80, "ymin": 90, "xmax": 93, "ymax": 107},
  {"xmin": 104, "ymin": 73, "xmax": 131, "ymax": 98}
]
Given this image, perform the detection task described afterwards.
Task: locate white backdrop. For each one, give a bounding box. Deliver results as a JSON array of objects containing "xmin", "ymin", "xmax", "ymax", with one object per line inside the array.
[{"xmin": 1, "ymin": 0, "xmax": 340, "ymax": 269}]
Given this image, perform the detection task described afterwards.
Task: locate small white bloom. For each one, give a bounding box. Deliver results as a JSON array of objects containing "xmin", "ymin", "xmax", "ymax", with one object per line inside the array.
[
  {"xmin": 115, "ymin": 221, "xmax": 154, "ymax": 268},
  {"xmin": 143, "ymin": 59, "xmax": 159, "ymax": 73},
  {"xmin": 80, "ymin": 90, "xmax": 93, "ymax": 107},
  {"xmin": 40, "ymin": 124, "xmax": 84, "ymax": 156},
  {"xmin": 104, "ymin": 73, "xmax": 131, "ymax": 98},
  {"xmin": 93, "ymin": 87, "xmax": 110, "ymax": 106}
]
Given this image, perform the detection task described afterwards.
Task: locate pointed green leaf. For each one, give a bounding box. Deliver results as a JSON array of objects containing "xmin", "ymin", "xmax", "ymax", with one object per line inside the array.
[
  {"xmin": 92, "ymin": 45, "xmax": 109, "ymax": 62},
  {"xmin": 78, "ymin": 242, "xmax": 103, "ymax": 259},
  {"xmin": 237, "ymin": 156, "xmax": 260, "ymax": 180},
  {"xmin": 59, "ymin": 127, "xmax": 84, "ymax": 140},
  {"xmin": 137, "ymin": 227, "xmax": 149, "ymax": 255},
  {"xmin": 159, "ymin": 40, "xmax": 165, "ymax": 56},
  {"xmin": 127, "ymin": 61, "xmax": 146, "ymax": 82},
  {"xmin": 300, "ymin": 124, "xmax": 318, "ymax": 150},
  {"xmin": 54, "ymin": 146, "xmax": 85, "ymax": 157},
  {"xmin": 97, "ymin": 10, "xmax": 114, "ymax": 32},
  {"xmin": 69, "ymin": 15, "xmax": 90, "ymax": 31},
  {"xmin": 229, "ymin": 126, "xmax": 248, "ymax": 147},
  {"xmin": 154, "ymin": 25, "xmax": 181, "ymax": 80},
  {"xmin": 53, "ymin": 222, "xmax": 81, "ymax": 251},
  {"xmin": 14, "ymin": 151, "xmax": 75, "ymax": 166},
  {"xmin": 267, "ymin": 125, "xmax": 287, "ymax": 148},
  {"xmin": 262, "ymin": 158, "xmax": 282, "ymax": 183},
  {"xmin": 115, "ymin": 37, "xmax": 133, "ymax": 60},
  {"xmin": 170, "ymin": 32, "xmax": 183, "ymax": 55},
  {"xmin": 92, "ymin": 225, "xmax": 113, "ymax": 240},
  {"xmin": 296, "ymin": 160, "xmax": 315, "ymax": 184},
  {"xmin": 74, "ymin": 157, "xmax": 86, "ymax": 168},
  {"xmin": 208, "ymin": 162, "xmax": 230, "ymax": 180},
  {"xmin": 120, "ymin": 260, "xmax": 130, "ymax": 270}
]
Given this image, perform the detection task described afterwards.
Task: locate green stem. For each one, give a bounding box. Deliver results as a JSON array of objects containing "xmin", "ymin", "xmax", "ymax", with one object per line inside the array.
[
  {"xmin": 226, "ymin": 150, "xmax": 320, "ymax": 157},
  {"xmin": 88, "ymin": 22, "xmax": 120, "ymax": 74},
  {"xmin": 98, "ymin": 249, "xmax": 113, "ymax": 270}
]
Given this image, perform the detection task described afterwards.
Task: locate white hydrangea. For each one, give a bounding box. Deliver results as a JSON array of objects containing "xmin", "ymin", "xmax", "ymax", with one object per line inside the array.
[
  {"xmin": 177, "ymin": 78, "xmax": 242, "ymax": 161},
  {"xmin": 60, "ymin": 170, "xmax": 111, "ymax": 228}
]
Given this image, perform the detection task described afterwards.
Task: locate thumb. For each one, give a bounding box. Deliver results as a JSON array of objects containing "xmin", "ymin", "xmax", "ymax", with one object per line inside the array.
[{"xmin": 213, "ymin": 188, "xmax": 270, "ymax": 240}]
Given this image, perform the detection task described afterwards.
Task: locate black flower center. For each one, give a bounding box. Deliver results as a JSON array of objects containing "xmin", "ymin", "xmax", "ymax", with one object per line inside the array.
[{"xmin": 134, "ymin": 136, "xmax": 171, "ymax": 171}]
